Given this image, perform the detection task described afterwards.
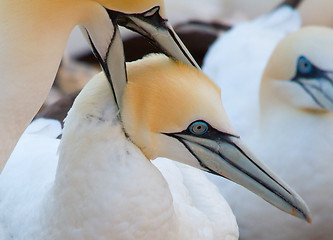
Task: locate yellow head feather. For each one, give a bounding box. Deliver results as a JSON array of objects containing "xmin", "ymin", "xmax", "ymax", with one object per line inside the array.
[{"xmin": 122, "ymin": 54, "xmax": 234, "ymax": 159}]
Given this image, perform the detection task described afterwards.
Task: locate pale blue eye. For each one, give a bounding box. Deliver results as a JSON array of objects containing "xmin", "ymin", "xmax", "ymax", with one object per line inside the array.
[
  {"xmin": 189, "ymin": 121, "xmax": 208, "ymax": 135},
  {"xmin": 298, "ymin": 57, "xmax": 313, "ymax": 75}
]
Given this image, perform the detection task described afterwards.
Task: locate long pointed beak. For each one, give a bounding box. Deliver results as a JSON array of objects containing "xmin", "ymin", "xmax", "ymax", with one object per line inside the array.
[
  {"xmin": 81, "ymin": 19, "xmax": 126, "ymax": 111},
  {"xmin": 168, "ymin": 131, "xmax": 311, "ymax": 223},
  {"xmin": 292, "ymin": 73, "xmax": 333, "ymax": 112},
  {"xmin": 82, "ymin": 6, "xmax": 199, "ymax": 111},
  {"xmin": 106, "ymin": 7, "xmax": 200, "ymax": 69}
]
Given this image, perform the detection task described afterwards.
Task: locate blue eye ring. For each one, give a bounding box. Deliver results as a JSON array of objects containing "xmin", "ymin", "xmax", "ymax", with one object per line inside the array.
[
  {"xmin": 298, "ymin": 56, "xmax": 313, "ymax": 75},
  {"xmin": 189, "ymin": 121, "xmax": 209, "ymax": 135}
]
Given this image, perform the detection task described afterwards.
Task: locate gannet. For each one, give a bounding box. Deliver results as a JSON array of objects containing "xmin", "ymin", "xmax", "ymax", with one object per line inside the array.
[
  {"xmin": 0, "ymin": 0, "xmax": 198, "ymax": 173},
  {"xmin": 203, "ymin": 5, "xmax": 301, "ymax": 135},
  {"xmin": 0, "ymin": 54, "xmax": 310, "ymax": 239},
  {"xmin": 204, "ymin": 19, "xmax": 333, "ymax": 239}
]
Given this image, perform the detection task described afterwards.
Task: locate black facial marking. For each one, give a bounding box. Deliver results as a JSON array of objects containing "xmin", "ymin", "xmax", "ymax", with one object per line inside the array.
[
  {"xmin": 177, "ymin": 136, "xmax": 297, "ymax": 206},
  {"xmin": 166, "ymin": 28, "xmax": 198, "ymax": 67},
  {"xmin": 105, "ymin": 7, "xmax": 171, "ymax": 58},
  {"xmin": 105, "ymin": 6, "xmax": 198, "ymax": 68},
  {"xmin": 293, "ymin": 56, "xmax": 324, "ymax": 79},
  {"xmin": 105, "ymin": 6, "xmax": 167, "ymax": 33},
  {"xmin": 85, "ymin": 28, "xmax": 120, "ymax": 109},
  {"xmin": 291, "ymin": 56, "xmax": 333, "ymax": 108},
  {"xmin": 163, "ymin": 122, "xmax": 307, "ymax": 219},
  {"xmin": 166, "ymin": 126, "xmax": 286, "ymax": 197},
  {"xmin": 169, "ymin": 120, "xmax": 238, "ymax": 140}
]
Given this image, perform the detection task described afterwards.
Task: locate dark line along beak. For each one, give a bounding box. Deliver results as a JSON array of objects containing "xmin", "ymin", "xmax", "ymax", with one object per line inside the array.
[
  {"xmin": 106, "ymin": 6, "xmax": 200, "ymax": 69},
  {"xmin": 292, "ymin": 72, "xmax": 333, "ymax": 112},
  {"xmin": 81, "ymin": 18, "xmax": 127, "ymax": 113},
  {"xmin": 166, "ymin": 130, "xmax": 312, "ymax": 223}
]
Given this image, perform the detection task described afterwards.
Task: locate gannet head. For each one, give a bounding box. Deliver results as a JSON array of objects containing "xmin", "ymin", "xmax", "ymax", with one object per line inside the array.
[
  {"xmin": 261, "ymin": 26, "xmax": 333, "ymax": 112},
  {"xmin": 95, "ymin": 0, "xmax": 166, "ymax": 17},
  {"xmin": 79, "ymin": 0, "xmax": 198, "ymax": 109},
  {"xmin": 121, "ymin": 54, "xmax": 311, "ymax": 223},
  {"xmin": 84, "ymin": 0, "xmax": 198, "ymax": 67}
]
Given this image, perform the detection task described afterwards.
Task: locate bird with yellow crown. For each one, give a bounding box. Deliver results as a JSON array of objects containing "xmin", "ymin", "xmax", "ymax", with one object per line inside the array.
[
  {"xmin": 0, "ymin": 53, "xmax": 311, "ymax": 239},
  {"xmin": 0, "ymin": 0, "xmax": 198, "ymax": 172},
  {"xmin": 0, "ymin": 1, "xmax": 312, "ymax": 239}
]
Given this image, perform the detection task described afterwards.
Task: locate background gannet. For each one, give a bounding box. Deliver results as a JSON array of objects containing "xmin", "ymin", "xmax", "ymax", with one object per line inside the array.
[
  {"xmin": 204, "ymin": 22, "xmax": 333, "ymax": 239},
  {"xmin": 203, "ymin": 5, "xmax": 301, "ymax": 136},
  {"xmin": 0, "ymin": 0, "xmax": 198, "ymax": 173},
  {"xmin": 0, "ymin": 54, "xmax": 310, "ymax": 239}
]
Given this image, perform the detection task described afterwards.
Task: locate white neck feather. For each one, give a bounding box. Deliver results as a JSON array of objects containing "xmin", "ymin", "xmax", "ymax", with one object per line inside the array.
[
  {"xmin": 0, "ymin": 0, "xmax": 95, "ymax": 171},
  {"xmin": 40, "ymin": 74, "xmax": 177, "ymax": 239}
]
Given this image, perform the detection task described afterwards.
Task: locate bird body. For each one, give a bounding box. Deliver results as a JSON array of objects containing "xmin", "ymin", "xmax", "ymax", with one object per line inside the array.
[
  {"xmin": 0, "ymin": 54, "xmax": 310, "ymax": 239},
  {"xmin": 0, "ymin": 75, "xmax": 238, "ymax": 240},
  {"xmin": 203, "ymin": 6, "xmax": 333, "ymax": 238}
]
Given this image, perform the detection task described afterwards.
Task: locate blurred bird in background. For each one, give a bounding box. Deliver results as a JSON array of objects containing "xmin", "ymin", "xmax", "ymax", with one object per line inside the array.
[{"xmin": 203, "ymin": 2, "xmax": 333, "ymax": 240}]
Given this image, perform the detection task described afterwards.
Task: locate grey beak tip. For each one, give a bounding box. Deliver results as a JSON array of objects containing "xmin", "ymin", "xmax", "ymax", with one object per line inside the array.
[
  {"xmin": 291, "ymin": 193, "xmax": 312, "ymax": 223},
  {"xmin": 306, "ymin": 214, "xmax": 312, "ymax": 224},
  {"xmin": 298, "ymin": 208, "xmax": 312, "ymax": 224},
  {"xmin": 300, "ymin": 206, "xmax": 312, "ymax": 224}
]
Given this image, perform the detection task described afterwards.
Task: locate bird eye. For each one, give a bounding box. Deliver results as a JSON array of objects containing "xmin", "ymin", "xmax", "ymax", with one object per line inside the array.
[
  {"xmin": 298, "ymin": 57, "xmax": 313, "ymax": 75},
  {"xmin": 189, "ymin": 121, "xmax": 209, "ymax": 135}
]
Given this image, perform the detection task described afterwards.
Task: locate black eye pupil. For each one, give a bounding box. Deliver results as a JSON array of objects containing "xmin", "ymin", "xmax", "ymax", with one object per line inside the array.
[
  {"xmin": 298, "ymin": 57, "xmax": 312, "ymax": 75},
  {"xmin": 301, "ymin": 62, "xmax": 309, "ymax": 70},
  {"xmin": 189, "ymin": 121, "xmax": 209, "ymax": 135}
]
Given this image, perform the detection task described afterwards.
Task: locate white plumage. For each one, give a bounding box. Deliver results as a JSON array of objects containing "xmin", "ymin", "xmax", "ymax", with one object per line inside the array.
[
  {"xmin": 203, "ymin": 6, "xmax": 333, "ymax": 240},
  {"xmin": 0, "ymin": 118, "xmax": 238, "ymax": 240},
  {"xmin": 0, "ymin": 64, "xmax": 239, "ymax": 240},
  {"xmin": 0, "ymin": 52, "xmax": 312, "ymax": 239},
  {"xmin": 204, "ymin": 6, "xmax": 301, "ymax": 136}
]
